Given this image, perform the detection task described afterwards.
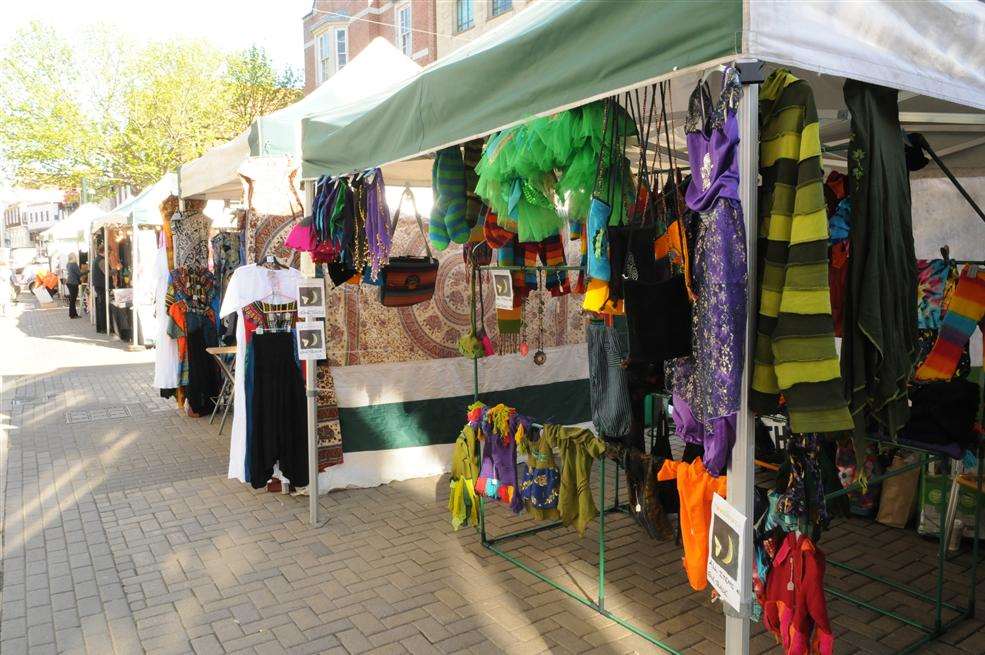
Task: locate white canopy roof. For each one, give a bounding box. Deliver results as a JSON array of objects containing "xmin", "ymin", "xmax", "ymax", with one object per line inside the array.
[
  {"xmin": 746, "ymin": 0, "xmax": 984, "ymax": 111},
  {"xmin": 178, "ymin": 38, "xmax": 421, "ymax": 200},
  {"xmin": 40, "ymin": 203, "xmax": 106, "ymax": 242}
]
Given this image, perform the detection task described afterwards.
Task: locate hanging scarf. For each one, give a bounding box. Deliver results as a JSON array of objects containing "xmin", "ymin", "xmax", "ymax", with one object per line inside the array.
[{"xmin": 362, "ymin": 168, "xmax": 392, "ymax": 280}]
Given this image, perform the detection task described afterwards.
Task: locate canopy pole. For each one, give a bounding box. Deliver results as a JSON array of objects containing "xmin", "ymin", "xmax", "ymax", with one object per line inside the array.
[
  {"xmin": 89, "ymin": 231, "xmax": 95, "ymax": 326},
  {"xmin": 104, "ymin": 228, "xmax": 111, "ymax": 340},
  {"xmin": 130, "ymin": 223, "xmax": 140, "ymax": 351},
  {"xmin": 302, "ymin": 181, "xmax": 320, "ymax": 526},
  {"xmin": 725, "ymin": 60, "xmax": 760, "ymax": 655}
]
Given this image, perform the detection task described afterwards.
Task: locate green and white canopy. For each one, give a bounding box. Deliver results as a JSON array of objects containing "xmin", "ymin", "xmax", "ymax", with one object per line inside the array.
[
  {"xmin": 301, "ymin": 0, "xmax": 985, "ymax": 178},
  {"xmin": 93, "ymin": 173, "xmax": 179, "ymax": 229},
  {"xmin": 179, "ymin": 38, "xmax": 421, "ymax": 199}
]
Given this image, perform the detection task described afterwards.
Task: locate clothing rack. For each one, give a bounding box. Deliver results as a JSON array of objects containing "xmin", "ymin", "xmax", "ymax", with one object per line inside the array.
[
  {"xmin": 469, "ymin": 263, "xmax": 682, "ymax": 655},
  {"xmin": 756, "ymin": 430, "xmax": 983, "ymax": 654}
]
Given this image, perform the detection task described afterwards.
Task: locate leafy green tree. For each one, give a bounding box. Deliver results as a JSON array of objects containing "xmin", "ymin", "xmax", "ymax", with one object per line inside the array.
[
  {"xmin": 0, "ymin": 23, "xmax": 302, "ymax": 197},
  {"xmin": 226, "ymin": 46, "xmax": 303, "ymax": 131},
  {"xmin": 110, "ymin": 41, "xmax": 231, "ymax": 189},
  {"xmin": 0, "ymin": 22, "xmax": 124, "ymax": 193}
]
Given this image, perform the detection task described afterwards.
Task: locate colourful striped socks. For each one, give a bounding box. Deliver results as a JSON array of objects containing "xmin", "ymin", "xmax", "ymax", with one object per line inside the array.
[
  {"xmin": 915, "ymin": 266, "xmax": 985, "ymax": 381},
  {"xmin": 429, "ymin": 147, "xmax": 470, "ymax": 250}
]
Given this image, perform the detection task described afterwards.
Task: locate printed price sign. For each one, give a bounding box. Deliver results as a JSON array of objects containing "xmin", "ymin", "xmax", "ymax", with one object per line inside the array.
[
  {"xmin": 296, "ymin": 279, "xmax": 326, "ymax": 320},
  {"xmin": 296, "ymin": 321, "xmax": 326, "ymax": 361},
  {"xmin": 707, "ymin": 493, "xmax": 747, "ymax": 613},
  {"xmin": 492, "ymin": 271, "xmax": 514, "ymax": 310}
]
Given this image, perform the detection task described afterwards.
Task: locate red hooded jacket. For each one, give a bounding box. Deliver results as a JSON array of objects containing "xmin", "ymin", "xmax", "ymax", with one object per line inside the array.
[{"xmin": 763, "ymin": 533, "xmax": 834, "ymax": 655}]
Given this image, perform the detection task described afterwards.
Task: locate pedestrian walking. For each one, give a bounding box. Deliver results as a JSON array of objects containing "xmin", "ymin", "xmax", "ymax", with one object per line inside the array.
[{"xmin": 65, "ymin": 252, "xmax": 82, "ymax": 319}]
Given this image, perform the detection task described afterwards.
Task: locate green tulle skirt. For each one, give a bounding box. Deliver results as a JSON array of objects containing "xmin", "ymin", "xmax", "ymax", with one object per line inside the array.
[{"xmin": 474, "ymin": 101, "xmax": 637, "ymax": 243}]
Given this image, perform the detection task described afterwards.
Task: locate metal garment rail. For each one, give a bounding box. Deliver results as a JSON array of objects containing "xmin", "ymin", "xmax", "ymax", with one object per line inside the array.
[
  {"xmin": 469, "ymin": 263, "xmax": 682, "ymax": 655},
  {"xmin": 759, "ymin": 436, "xmax": 983, "ymax": 654}
]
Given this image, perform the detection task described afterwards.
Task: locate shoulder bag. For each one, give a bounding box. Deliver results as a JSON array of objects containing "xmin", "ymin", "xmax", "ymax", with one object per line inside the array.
[{"xmin": 379, "ymin": 188, "xmax": 439, "ymax": 307}]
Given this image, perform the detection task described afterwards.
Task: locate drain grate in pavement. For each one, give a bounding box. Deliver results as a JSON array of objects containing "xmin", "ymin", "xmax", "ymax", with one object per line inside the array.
[
  {"xmin": 65, "ymin": 402, "xmax": 175, "ymax": 424},
  {"xmin": 66, "ymin": 406, "xmax": 132, "ymax": 424}
]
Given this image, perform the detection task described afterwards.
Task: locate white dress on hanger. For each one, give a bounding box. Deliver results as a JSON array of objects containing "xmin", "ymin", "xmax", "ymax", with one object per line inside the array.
[
  {"xmin": 152, "ymin": 246, "xmax": 181, "ymax": 390},
  {"xmin": 219, "ymin": 263, "xmax": 303, "ymax": 482}
]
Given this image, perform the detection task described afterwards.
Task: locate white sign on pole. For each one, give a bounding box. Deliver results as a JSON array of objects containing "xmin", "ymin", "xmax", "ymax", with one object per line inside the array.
[
  {"xmin": 492, "ymin": 271, "xmax": 514, "ymax": 310},
  {"xmin": 296, "ymin": 279, "xmax": 326, "ymax": 320},
  {"xmin": 296, "ymin": 321, "xmax": 326, "ymax": 361},
  {"xmin": 707, "ymin": 493, "xmax": 747, "ymax": 613}
]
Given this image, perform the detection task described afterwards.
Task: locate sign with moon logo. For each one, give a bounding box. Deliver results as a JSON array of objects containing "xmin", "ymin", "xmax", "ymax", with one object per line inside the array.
[
  {"xmin": 492, "ymin": 271, "xmax": 514, "ymax": 310},
  {"xmin": 707, "ymin": 493, "xmax": 747, "ymax": 612},
  {"xmin": 296, "ymin": 279, "xmax": 326, "ymax": 320},
  {"xmin": 296, "ymin": 321, "xmax": 326, "ymax": 361}
]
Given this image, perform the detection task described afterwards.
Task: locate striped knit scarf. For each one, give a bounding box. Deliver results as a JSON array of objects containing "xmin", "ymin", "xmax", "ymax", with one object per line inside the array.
[
  {"xmin": 751, "ymin": 70, "xmax": 852, "ymax": 434},
  {"xmin": 915, "ymin": 266, "xmax": 985, "ymax": 381}
]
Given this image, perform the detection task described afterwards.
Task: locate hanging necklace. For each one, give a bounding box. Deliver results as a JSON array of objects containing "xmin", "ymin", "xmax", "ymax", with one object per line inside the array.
[
  {"xmin": 533, "ymin": 272, "xmax": 547, "ymax": 366},
  {"xmin": 518, "ymin": 299, "xmax": 529, "ymax": 357}
]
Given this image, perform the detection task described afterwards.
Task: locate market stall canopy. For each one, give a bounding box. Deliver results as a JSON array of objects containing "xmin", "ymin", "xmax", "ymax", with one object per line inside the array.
[
  {"xmin": 92, "ymin": 173, "xmax": 178, "ymax": 230},
  {"xmin": 40, "ymin": 203, "xmax": 106, "ymax": 242},
  {"xmin": 178, "ymin": 38, "xmax": 422, "ymax": 199},
  {"xmin": 301, "ymin": 0, "xmax": 984, "ymax": 177}
]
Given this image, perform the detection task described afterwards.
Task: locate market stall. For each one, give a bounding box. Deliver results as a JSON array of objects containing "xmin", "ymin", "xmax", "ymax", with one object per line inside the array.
[
  {"xmin": 296, "ymin": 1, "xmax": 984, "ymax": 654},
  {"xmin": 177, "ymin": 37, "xmax": 426, "ymax": 201},
  {"xmin": 39, "ymin": 203, "xmax": 102, "ymax": 276},
  {"xmin": 90, "ymin": 174, "xmax": 177, "ymax": 347}
]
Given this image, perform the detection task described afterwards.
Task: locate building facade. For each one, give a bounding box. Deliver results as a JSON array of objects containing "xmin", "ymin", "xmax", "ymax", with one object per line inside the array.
[
  {"xmin": 3, "ymin": 204, "xmax": 29, "ymax": 249},
  {"xmin": 435, "ymin": 0, "xmax": 531, "ymax": 57},
  {"xmin": 2, "ymin": 189, "xmax": 69, "ymax": 250},
  {"xmin": 302, "ymin": 0, "xmax": 438, "ymax": 95}
]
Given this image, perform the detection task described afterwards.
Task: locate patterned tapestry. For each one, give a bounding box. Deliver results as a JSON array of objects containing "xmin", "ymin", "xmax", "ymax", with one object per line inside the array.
[{"xmin": 323, "ymin": 218, "xmax": 586, "ymax": 367}]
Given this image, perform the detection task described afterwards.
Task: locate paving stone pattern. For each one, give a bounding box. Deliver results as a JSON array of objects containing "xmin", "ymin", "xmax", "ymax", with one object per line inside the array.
[{"xmin": 1, "ymin": 298, "xmax": 983, "ymax": 654}]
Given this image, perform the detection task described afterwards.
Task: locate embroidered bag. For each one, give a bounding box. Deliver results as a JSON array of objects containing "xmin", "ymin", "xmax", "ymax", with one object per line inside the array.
[{"xmin": 379, "ymin": 188, "xmax": 439, "ymax": 307}]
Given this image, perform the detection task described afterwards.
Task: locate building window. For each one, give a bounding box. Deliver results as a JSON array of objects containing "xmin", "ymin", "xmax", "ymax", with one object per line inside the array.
[
  {"xmin": 396, "ymin": 3, "xmax": 413, "ymax": 56},
  {"xmin": 318, "ymin": 32, "xmax": 332, "ymax": 82},
  {"xmin": 491, "ymin": 0, "xmax": 512, "ymax": 17},
  {"xmin": 334, "ymin": 27, "xmax": 348, "ymax": 70},
  {"xmin": 456, "ymin": 0, "xmax": 474, "ymax": 32}
]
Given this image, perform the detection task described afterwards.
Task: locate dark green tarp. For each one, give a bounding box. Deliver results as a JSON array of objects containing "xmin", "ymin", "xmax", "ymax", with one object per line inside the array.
[{"xmin": 302, "ymin": 0, "xmax": 741, "ymax": 178}]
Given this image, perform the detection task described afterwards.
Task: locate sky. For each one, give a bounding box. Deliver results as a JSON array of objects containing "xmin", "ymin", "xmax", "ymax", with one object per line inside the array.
[{"xmin": 1, "ymin": 0, "xmax": 312, "ymax": 71}]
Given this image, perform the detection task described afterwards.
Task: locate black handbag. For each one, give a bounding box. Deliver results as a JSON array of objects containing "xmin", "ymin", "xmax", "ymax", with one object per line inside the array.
[{"xmin": 379, "ymin": 188, "xmax": 439, "ymax": 307}]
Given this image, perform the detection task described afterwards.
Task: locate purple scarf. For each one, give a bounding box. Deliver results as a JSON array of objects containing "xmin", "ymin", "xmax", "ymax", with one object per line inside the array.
[{"xmin": 363, "ymin": 168, "xmax": 392, "ymax": 280}]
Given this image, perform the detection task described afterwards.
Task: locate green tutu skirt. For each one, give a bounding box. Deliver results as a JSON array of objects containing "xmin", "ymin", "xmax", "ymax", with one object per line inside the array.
[{"xmin": 474, "ymin": 101, "xmax": 638, "ymax": 242}]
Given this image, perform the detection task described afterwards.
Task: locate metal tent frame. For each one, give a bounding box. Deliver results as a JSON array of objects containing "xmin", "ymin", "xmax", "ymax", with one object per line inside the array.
[
  {"xmin": 451, "ymin": 60, "xmax": 985, "ymax": 655},
  {"xmin": 465, "ymin": 261, "xmax": 682, "ymax": 655}
]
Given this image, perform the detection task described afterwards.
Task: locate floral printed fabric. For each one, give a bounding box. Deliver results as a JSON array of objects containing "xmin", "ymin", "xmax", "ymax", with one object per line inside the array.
[{"xmin": 916, "ymin": 258, "xmax": 953, "ymax": 330}]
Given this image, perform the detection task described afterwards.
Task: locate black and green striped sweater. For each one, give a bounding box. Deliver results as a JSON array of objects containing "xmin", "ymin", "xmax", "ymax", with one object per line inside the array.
[{"xmin": 751, "ymin": 70, "xmax": 852, "ymax": 433}]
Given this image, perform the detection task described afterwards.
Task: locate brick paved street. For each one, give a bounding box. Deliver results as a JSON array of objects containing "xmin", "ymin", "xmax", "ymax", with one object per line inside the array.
[{"xmin": 1, "ymin": 295, "xmax": 983, "ymax": 654}]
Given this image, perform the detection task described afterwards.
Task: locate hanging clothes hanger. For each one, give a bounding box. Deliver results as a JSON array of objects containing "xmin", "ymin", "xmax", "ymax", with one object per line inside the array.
[{"xmin": 261, "ymin": 254, "xmax": 284, "ymax": 270}]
